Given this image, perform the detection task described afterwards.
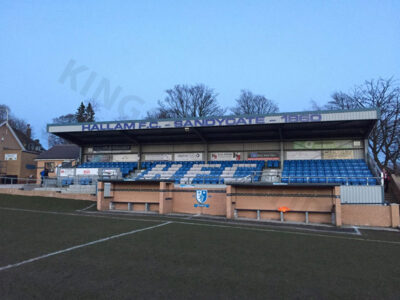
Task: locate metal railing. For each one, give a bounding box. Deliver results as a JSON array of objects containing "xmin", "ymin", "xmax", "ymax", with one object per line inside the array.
[
  {"xmin": 133, "ymin": 170, "xmax": 265, "ymax": 184},
  {"xmin": 133, "ymin": 172, "xmax": 382, "ymax": 186},
  {"xmin": 0, "ymin": 176, "xmax": 38, "ymax": 185},
  {"xmin": 366, "ymin": 154, "xmax": 384, "ymax": 185},
  {"xmin": 280, "ymin": 175, "xmax": 382, "ymax": 186},
  {"xmin": 57, "ymin": 174, "xmax": 121, "ymax": 188}
]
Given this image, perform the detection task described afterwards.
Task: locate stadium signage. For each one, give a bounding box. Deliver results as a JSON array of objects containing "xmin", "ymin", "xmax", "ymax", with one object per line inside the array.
[{"xmin": 80, "ymin": 113, "xmax": 323, "ymax": 132}]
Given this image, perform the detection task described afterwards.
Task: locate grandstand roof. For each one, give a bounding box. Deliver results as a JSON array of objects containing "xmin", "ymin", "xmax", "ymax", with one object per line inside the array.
[{"xmin": 47, "ymin": 108, "xmax": 378, "ymax": 145}]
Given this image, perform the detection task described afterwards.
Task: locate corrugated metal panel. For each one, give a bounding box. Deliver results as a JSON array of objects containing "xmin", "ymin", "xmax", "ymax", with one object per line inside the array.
[
  {"xmin": 321, "ymin": 110, "xmax": 377, "ymax": 122},
  {"xmin": 104, "ymin": 183, "xmax": 111, "ymax": 197},
  {"xmin": 341, "ymin": 186, "xmax": 383, "ymax": 204}
]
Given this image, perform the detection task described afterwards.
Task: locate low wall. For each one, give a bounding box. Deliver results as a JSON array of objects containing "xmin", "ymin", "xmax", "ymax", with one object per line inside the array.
[
  {"xmin": 342, "ymin": 204, "xmax": 399, "ymax": 228},
  {"xmin": 97, "ymin": 181, "xmax": 160, "ymax": 211},
  {"xmin": 97, "ymin": 181, "xmax": 400, "ymax": 228},
  {"xmin": 0, "ymin": 188, "xmax": 96, "ymax": 201},
  {"xmin": 98, "ymin": 181, "xmax": 226, "ymax": 216},
  {"xmin": 227, "ymin": 185, "xmax": 339, "ymax": 224}
]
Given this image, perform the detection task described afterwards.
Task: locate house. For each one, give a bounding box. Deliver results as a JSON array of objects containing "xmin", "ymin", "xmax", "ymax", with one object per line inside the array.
[
  {"xmin": 35, "ymin": 144, "xmax": 80, "ymax": 180},
  {"xmin": 0, "ymin": 122, "xmax": 44, "ymax": 183}
]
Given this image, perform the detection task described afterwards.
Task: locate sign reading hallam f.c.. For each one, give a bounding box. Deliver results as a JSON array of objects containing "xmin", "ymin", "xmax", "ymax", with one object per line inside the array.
[{"xmin": 80, "ymin": 113, "xmax": 323, "ymax": 132}]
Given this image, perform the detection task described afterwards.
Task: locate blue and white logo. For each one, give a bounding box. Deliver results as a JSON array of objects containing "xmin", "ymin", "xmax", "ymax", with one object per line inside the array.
[{"xmin": 194, "ymin": 190, "xmax": 209, "ymax": 208}]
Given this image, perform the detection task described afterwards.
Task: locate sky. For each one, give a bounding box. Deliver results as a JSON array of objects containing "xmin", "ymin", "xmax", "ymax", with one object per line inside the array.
[{"xmin": 0, "ymin": 0, "xmax": 399, "ymax": 147}]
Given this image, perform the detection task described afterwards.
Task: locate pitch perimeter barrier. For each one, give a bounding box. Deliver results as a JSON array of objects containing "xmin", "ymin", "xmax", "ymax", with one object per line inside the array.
[{"xmin": 97, "ymin": 180, "xmax": 399, "ymax": 228}]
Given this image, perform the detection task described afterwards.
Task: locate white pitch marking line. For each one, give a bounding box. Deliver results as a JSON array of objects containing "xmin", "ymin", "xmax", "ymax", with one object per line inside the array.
[
  {"xmin": 353, "ymin": 226, "xmax": 361, "ymax": 236},
  {"xmin": 0, "ymin": 221, "xmax": 171, "ymax": 272},
  {"xmin": 91, "ymin": 210, "xmax": 354, "ymax": 236},
  {"xmin": 174, "ymin": 221, "xmax": 400, "ymax": 246},
  {"xmin": 64, "ymin": 210, "xmax": 361, "ymax": 236},
  {"xmin": 2, "ymin": 207, "xmax": 400, "ymax": 245},
  {"xmin": 76, "ymin": 203, "xmax": 96, "ymax": 212},
  {"xmin": 0, "ymin": 207, "xmax": 161, "ymax": 223},
  {"xmin": 184, "ymin": 213, "xmax": 201, "ymax": 220}
]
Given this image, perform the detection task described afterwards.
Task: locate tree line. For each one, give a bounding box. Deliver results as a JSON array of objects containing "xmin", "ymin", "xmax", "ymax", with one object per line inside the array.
[
  {"xmin": 2, "ymin": 77, "xmax": 398, "ymax": 172},
  {"xmin": 146, "ymin": 84, "xmax": 279, "ymax": 119},
  {"xmin": 313, "ymin": 78, "xmax": 400, "ymax": 172},
  {"xmin": 144, "ymin": 80, "xmax": 399, "ymax": 172},
  {"xmin": 48, "ymin": 101, "xmax": 96, "ymax": 147},
  {"xmin": 0, "ymin": 104, "xmax": 31, "ymax": 133}
]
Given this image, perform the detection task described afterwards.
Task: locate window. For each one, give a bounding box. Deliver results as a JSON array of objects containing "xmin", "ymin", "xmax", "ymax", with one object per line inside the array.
[{"xmin": 44, "ymin": 162, "xmax": 55, "ymax": 173}]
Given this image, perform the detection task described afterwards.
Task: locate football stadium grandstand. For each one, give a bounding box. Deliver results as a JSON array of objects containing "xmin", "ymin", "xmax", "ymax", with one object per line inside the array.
[
  {"xmin": 47, "ymin": 108, "xmax": 381, "ymax": 186},
  {"xmin": 44, "ymin": 108, "xmax": 400, "ymax": 228}
]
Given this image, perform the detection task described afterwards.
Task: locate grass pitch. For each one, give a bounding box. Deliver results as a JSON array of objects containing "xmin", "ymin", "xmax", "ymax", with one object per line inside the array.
[{"xmin": 0, "ymin": 194, "xmax": 399, "ymax": 299}]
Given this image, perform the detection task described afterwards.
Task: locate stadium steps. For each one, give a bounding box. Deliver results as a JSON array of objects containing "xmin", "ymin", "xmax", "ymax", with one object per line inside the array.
[
  {"xmin": 389, "ymin": 174, "xmax": 400, "ymax": 203},
  {"xmin": 22, "ymin": 184, "xmax": 39, "ymax": 191},
  {"xmin": 62, "ymin": 184, "xmax": 96, "ymax": 195},
  {"xmin": 132, "ymin": 169, "xmax": 143, "ymax": 176},
  {"xmin": 384, "ymin": 192, "xmax": 396, "ymax": 203},
  {"xmin": 34, "ymin": 187, "xmax": 65, "ymax": 192},
  {"xmin": 261, "ymin": 168, "xmax": 280, "ymax": 182}
]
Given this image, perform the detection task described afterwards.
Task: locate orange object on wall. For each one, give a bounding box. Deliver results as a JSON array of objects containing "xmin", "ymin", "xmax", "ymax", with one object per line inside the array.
[{"xmin": 278, "ymin": 206, "xmax": 290, "ymax": 213}]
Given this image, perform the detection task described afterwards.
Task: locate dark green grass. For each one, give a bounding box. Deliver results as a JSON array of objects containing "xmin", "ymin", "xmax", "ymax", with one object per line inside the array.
[
  {"xmin": 0, "ymin": 195, "xmax": 400, "ymax": 299},
  {"xmin": 0, "ymin": 193, "xmax": 94, "ymax": 212},
  {"xmin": 0, "ymin": 210, "xmax": 157, "ymax": 265}
]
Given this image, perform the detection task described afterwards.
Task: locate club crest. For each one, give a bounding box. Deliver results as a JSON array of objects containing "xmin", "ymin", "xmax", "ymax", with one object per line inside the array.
[
  {"xmin": 196, "ymin": 190, "xmax": 208, "ymax": 204},
  {"xmin": 194, "ymin": 190, "xmax": 209, "ymax": 207}
]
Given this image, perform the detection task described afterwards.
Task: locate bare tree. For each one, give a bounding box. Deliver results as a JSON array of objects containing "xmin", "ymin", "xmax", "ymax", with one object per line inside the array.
[
  {"xmin": 0, "ymin": 104, "xmax": 29, "ymax": 132},
  {"xmin": 327, "ymin": 92, "xmax": 360, "ymax": 110},
  {"xmin": 231, "ymin": 90, "xmax": 279, "ymax": 115},
  {"xmin": 48, "ymin": 114, "xmax": 76, "ymax": 147},
  {"xmin": 145, "ymin": 107, "xmax": 173, "ymax": 120},
  {"xmin": 320, "ymin": 78, "xmax": 400, "ymax": 170},
  {"xmin": 389, "ymin": 134, "xmax": 400, "ymax": 173},
  {"xmin": 147, "ymin": 84, "xmax": 225, "ymax": 119}
]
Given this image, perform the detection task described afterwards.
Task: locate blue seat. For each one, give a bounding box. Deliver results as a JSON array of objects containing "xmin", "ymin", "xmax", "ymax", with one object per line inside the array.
[{"xmin": 282, "ymin": 159, "xmax": 376, "ymax": 186}]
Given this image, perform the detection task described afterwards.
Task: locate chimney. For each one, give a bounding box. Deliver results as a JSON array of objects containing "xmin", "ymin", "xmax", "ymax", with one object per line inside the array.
[{"xmin": 26, "ymin": 124, "xmax": 31, "ymax": 139}]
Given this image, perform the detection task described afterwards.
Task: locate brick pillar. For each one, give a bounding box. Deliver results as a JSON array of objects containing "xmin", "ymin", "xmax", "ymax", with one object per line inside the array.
[
  {"xmin": 97, "ymin": 181, "xmax": 113, "ymax": 211},
  {"xmin": 97, "ymin": 181, "xmax": 104, "ymax": 211},
  {"xmin": 159, "ymin": 182, "xmax": 166, "ymax": 214},
  {"xmin": 390, "ymin": 204, "xmax": 399, "ymax": 228},
  {"xmin": 226, "ymin": 185, "xmax": 233, "ymax": 219},
  {"xmin": 334, "ymin": 186, "xmax": 342, "ymax": 227},
  {"xmin": 159, "ymin": 182, "xmax": 173, "ymax": 214}
]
